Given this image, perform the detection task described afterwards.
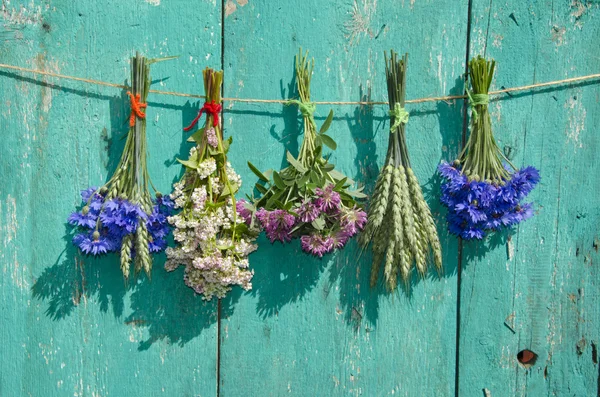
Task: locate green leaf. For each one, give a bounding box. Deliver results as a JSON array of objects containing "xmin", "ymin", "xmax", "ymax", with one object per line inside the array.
[
  {"xmin": 266, "ymin": 189, "xmax": 285, "ymax": 208},
  {"xmin": 345, "ymin": 189, "xmax": 368, "ymax": 199},
  {"xmin": 328, "ymin": 169, "xmax": 354, "ymax": 185},
  {"xmin": 320, "ymin": 134, "xmax": 337, "ymax": 150},
  {"xmin": 176, "ymin": 158, "xmax": 199, "ymax": 169},
  {"xmin": 311, "ymin": 217, "xmax": 326, "ymax": 231},
  {"xmin": 187, "ymin": 127, "xmax": 205, "ymax": 143},
  {"xmin": 222, "ymin": 136, "xmax": 233, "ymax": 153},
  {"xmin": 220, "ymin": 183, "xmax": 239, "ymax": 197},
  {"xmin": 286, "ymin": 151, "xmax": 307, "ymax": 173},
  {"xmin": 248, "ymin": 161, "xmax": 269, "ymax": 182},
  {"xmin": 334, "ymin": 177, "xmax": 348, "ymax": 190},
  {"xmin": 322, "ymin": 162, "xmax": 335, "ymax": 172},
  {"xmin": 297, "ymin": 172, "xmax": 310, "ymax": 186},
  {"xmin": 255, "ymin": 183, "xmax": 269, "ymax": 195},
  {"xmin": 273, "ymin": 171, "xmax": 286, "ymax": 189},
  {"xmin": 319, "ymin": 109, "xmax": 334, "ymax": 134}
]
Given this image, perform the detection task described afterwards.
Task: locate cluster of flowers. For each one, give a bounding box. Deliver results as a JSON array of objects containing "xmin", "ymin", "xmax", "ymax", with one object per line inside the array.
[
  {"xmin": 239, "ymin": 184, "xmax": 366, "ymax": 257},
  {"xmin": 68, "ymin": 187, "xmax": 172, "ymax": 255},
  {"xmin": 439, "ymin": 162, "xmax": 540, "ymax": 240},
  {"xmin": 165, "ymin": 159, "xmax": 257, "ymax": 300}
]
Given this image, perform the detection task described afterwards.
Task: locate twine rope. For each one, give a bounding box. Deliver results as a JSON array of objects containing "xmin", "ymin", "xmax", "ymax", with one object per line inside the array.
[
  {"xmin": 466, "ymin": 91, "xmax": 490, "ymax": 121},
  {"xmin": 0, "ymin": 63, "xmax": 598, "ymax": 106},
  {"xmin": 388, "ymin": 102, "xmax": 410, "ymax": 132}
]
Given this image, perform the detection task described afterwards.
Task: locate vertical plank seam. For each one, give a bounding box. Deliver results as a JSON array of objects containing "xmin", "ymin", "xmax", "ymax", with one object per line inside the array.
[
  {"xmin": 216, "ymin": 2, "xmax": 226, "ymax": 396},
  {"xmin": 455, "ymin": 1, "xmax": 474, "ymax": 396}
]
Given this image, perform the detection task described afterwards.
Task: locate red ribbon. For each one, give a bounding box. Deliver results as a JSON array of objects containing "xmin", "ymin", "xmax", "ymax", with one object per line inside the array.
[{"xmin": 183, "ymin": 101, "xmax": 222, "ymax": 131}]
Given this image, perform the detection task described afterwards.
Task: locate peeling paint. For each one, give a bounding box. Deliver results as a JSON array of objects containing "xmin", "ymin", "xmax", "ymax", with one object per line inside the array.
[
  {"xmin": 565, "ymin": 94, "xmax": 586, "ymax": 149},
  {"xmin": 144, "ymin": 0, "xmax": 160, "ymax": 5},
  {"xmin": 344, "ymin": 0, "xmax": 377, "ymax": 44},
  {"xmin": 225, "ymin": 0, "xmax": 236, "ymax": 16},
  {"xmin": 1, "ymin": 1, "xmax": 43, "ymax": 25},
  {"xmin": 551, "ymin": 26, "xmax": 566, "ymax": 46}
]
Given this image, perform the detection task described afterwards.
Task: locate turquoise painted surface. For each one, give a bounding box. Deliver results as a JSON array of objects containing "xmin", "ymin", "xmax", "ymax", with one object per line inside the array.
[{"xmin": 0, "ymin": 0, "xmax": 597, "ymax": 396}]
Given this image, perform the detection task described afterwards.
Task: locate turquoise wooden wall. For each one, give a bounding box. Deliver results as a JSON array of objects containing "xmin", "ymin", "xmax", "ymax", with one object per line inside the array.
[{"xmin": 1, "ymin": 0, "xmax": 599, "ymax": 396}]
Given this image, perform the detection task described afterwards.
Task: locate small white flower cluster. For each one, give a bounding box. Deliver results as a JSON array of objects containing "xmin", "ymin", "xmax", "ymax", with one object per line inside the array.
[
  {"xmin": 166, "ymin": 165, "xmax": 257, "ymax": 300},
  {"xmin": 197, "ymin": 158, "xmax": 217, "ymax": 180}
]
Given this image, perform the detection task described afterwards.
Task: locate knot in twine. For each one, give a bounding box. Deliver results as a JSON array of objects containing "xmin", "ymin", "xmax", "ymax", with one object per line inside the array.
[
  {"xmin": 286, "ymin": 99, "xmax": 317, "ymax": 130},
  {"xmin": 388, "ymin": 102, "xmax": 409, "ymax": 132},
  {"xmin": 466, "ymin": 91, "xmax": 490, "ymax": 122},
  {"xmin": 183, "ymin": 100, "xmax": 222, "ymax": 132},
  {"xmin": 127, "ymin": 91, "xmax": 147, "ymax": 127}
]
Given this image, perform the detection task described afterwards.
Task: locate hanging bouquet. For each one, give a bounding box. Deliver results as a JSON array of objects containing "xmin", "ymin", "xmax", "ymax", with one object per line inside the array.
[
  {"xmin": 439, "ymin": 56, "xmax": 540, "ymax": 240},
  {"xmin": 165, "ymin": 67, "xmax": 257, "ymax": 300},
  {"xmin": 244, "ymin": 49, "xmax": 367, "ymax": 257},
  {"xmin": 359, "ymin": 51, "xmax": 442, "ymax": 290},
  {"xmin": 68, "ymin": 53, "xmax": 173, "ymax": 279}
]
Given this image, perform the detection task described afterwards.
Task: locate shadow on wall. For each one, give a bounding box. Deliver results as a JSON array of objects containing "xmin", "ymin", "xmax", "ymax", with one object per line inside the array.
[
  {"xmin": 32, "ymin": 87, "xmax": 222, "ymax": 351},
  {"xmin": 31, "ymin": 69, "xmax": 484, "ymax": 348}
]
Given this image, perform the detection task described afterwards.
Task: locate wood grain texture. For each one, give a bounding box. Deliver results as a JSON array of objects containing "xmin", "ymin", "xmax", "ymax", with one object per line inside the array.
[
  {"xmin": 0, "ymin": 1, "xmax": 222, "ymax": 396},
  {"xmin": 220, "ymin": 1, "xmax": 465, "ymax": 395},
  {"xmin": 458, "ymin": 1, "xmax": 600, "ymax": 396}
]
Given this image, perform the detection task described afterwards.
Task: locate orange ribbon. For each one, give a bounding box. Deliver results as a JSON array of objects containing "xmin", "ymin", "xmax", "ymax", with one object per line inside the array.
[{"xmin": 127, "ymin": 91, "xmax": 147, "ymax": 127}]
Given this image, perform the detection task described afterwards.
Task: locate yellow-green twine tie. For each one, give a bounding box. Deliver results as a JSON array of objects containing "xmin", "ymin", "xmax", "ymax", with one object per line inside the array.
[
  {"xmin": 466, "ymin": 91, "xmax": 489, "ymax": 122},
  {"xmin": 388, "ymin": 102, "xmax": 409, "ymax": 132},
  {"xmin": 286, "ymin": 99, "xmax": 317, "ymax": 130}
]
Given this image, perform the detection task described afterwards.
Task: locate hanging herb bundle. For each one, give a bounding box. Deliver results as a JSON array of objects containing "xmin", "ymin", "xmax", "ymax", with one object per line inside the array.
[
  {"xmin": 68, "ymin": 53, "xmax": 173, "ymax": 280},
  {"xmin": 165, "ymin": 67, "xmax": 258, "ymax": 300},
  {"xmin": 439, "ymin": 56, "xmax": 540, "ymax": 240},
  {"xmin": 359, "ymin": 51, "xmax": 442, "ymax": 290},
  {"xmin": 243, "ymin": 49, "xmax": 367, "ymax": 257}
]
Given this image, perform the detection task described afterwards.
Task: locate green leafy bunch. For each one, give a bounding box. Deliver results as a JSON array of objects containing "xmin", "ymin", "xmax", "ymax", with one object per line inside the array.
[{"xmin": 246, "ymin": 49, "xmax": 366, "ymax": 256}]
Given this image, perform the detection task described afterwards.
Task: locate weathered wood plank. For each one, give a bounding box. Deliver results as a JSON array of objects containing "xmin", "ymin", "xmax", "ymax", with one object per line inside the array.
[
  {"xmin": 220, "ymin": 1, "xmax": 466, "ymax": 395},
  {"xmin": 459, "ymin": 1, "xmax": 600, "ymax": 395},
  {"xmin": 0, "ymin": 1, "xmax": 222, "ymax": 395}
]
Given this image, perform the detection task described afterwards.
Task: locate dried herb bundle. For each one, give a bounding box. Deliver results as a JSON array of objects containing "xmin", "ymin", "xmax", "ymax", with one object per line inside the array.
[
  {"xmin": 245, "ymin": 49, "xmax": 367, "ymax": 257},
  {"xmin": 166, "ymin": 68, "xmax": 258, "ymax": 300},
  {"xmin": 439, "ymin": 56, "xmax": 540, "ymax": 240},
  {"xmin": 360, "ymin": 51, "xmax": 442, "ymax": 290},
  {"xmin": 68, "ymin": 53, "xmax": 173, "ymax": 280}
]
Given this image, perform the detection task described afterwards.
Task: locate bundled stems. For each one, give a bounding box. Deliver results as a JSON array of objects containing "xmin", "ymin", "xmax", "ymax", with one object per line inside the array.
[
  {"xmin": 438, "ymin": 55, "xmax": 540, "ymax": 240},
  {"xmin": 68, "ymin": 53, "xmax": 173, "ymax": 280},
  {"xmin": 166, "ymin": 68, "xmax": 257, "ymax": 300},
  {"xmin": 247, "ymin": 49, "xmax": 367, "ymax": 257},
  {"xmin": 360, "ymin": 51, "xmax": 442, "ymax": 291},
  {"xmin": 458, "ymin": 56, "xmax": 514, "ymax": 183}
]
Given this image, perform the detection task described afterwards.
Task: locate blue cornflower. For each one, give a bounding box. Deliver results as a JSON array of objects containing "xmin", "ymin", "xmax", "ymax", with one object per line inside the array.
[
  {"xmin": 73, "ymin": 231, "xmax": 114, "ymax": 256},
  {"xmin": 100, "ymin": 199, "xmax": 146, "ymax": 235},
  {"xmin": 438, "ymin": 162, "xmax": 540, "ymax": 240},
  {"xmin": 68, "ymin": 210, "xmax": 98, "ymax": 229}
]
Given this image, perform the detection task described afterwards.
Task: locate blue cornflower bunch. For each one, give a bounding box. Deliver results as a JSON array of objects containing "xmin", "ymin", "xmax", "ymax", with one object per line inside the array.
[
  {"xmin": 69, "ymin": 188, "xmax": 173, "ymax": 256},
  {"xmin": 67, "ymin": 53, "xmax": 174, "ymax": 279},
  {"xmin": 439, "ymin": 56, "xmax": 540, "ymax": 240}
]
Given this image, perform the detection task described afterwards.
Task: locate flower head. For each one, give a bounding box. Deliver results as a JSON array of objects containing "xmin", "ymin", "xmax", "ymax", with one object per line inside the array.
[
  {"xmin": 438, "ymin": 162, "xmax": 540, "ymax": 239},
  {"xmin": 315, "ymin": 184, "xmax": 341, "ymax": 212},
  {"xmin": 300, "ymin": 233, "xmax": 334, "ymax": 257}
]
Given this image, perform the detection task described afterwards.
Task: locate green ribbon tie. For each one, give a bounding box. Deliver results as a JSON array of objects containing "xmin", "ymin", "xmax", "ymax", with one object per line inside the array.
[
  {"xmin": 286, "ymin": 99, "xmax": 317, "ymax": 130},
  {"xmin": 388, "ymin": 102, "xmax": 409, "ymax": 132},
  {"xmin": 466, "ymin": 91, "xmax": 489, "ymax": 122}
]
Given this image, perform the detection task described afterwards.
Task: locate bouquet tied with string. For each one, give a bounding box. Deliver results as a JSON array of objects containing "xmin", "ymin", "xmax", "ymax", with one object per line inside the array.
[
  {"xmin": 243, "ymin": 49, "xmax": 367, "ymax": 257},
  {"xmin": 68, "ymin": 53, "xmax": 173, "ymax": 279},
  {"xmin": 360, "ymin": 51, "xmax": 442, "ymax": 290},
  {"xmin": 439, "ymin": 56, "xmax": 540, "ymax": 240},
  {"xmin": 165, "ymin": 68, "xmax": 258, "ymax": 300}
]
